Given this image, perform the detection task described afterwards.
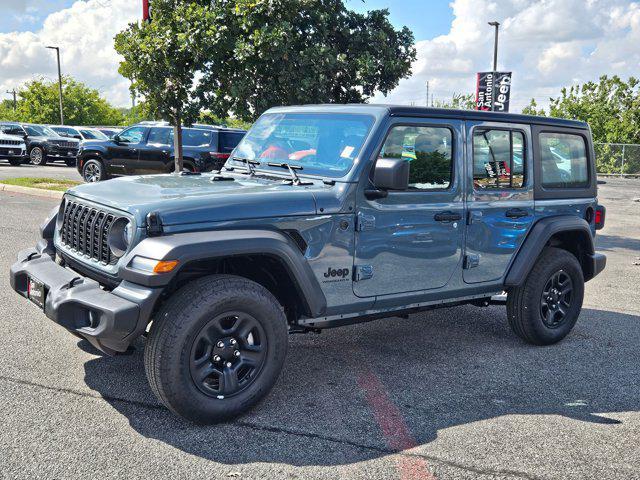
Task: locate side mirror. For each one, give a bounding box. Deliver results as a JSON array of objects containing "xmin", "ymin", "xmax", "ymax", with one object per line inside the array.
[
  {"xmin": 113, "ymin": 135, "xmax": 123, "ymax": 144},
  {"xmin": 373, "ymin": 157, "xmax": 409, "ymax": 191}
]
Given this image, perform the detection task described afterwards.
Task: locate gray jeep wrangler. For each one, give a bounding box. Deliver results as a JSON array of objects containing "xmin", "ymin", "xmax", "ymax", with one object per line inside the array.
[{"xmin": 10, "ymin": 105, "xmax": 606, "ymax": 423}]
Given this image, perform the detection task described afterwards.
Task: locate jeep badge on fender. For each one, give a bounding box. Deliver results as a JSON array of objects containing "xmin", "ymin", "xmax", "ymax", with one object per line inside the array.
[{"xmin": 10, "ymin": 104, "xmax": 606, "ymax": 424}]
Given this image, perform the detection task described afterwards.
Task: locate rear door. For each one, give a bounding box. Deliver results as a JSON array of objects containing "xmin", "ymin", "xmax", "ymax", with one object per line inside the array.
[
  {"xmin": 463, "ymin": 121, "xmax": 535, "ymax": 284},
  {"xmin": 353, "ymin": 117, "xmax": 464, "ymax": 297}
]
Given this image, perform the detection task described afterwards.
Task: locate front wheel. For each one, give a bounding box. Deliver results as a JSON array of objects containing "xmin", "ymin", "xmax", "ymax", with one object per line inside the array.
[
  {"xmin": 82, "ymin": 159, "xmax": 106, "ymax": 182},
  {"xmin": 144, "ymin": 275, "xmax": 288, "ymax": 423},
  {"xmin": 29, "ymin": 147, "xmax": 46, "ymax": 166},
  {"xmin": 507, "ymin": 247, "xmax": 584, "ymax": 345}
]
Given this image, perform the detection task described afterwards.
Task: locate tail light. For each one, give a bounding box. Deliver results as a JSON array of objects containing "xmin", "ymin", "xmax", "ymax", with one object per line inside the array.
[
  {"xmin": 595, "ymin": 205, "xmax": 605, "ymax": 230},
  {"xmin": 209, "ymin": 152, "xmax": 230, "ymax": 160}
]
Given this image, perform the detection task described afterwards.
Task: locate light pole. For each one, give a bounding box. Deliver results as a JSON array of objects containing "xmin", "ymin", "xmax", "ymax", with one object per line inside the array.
[
  {"xmin": 46, "ymin": 46, "xmax": 64, "ymax": 125},
  {"xmin": 488, "ymin": 21, "xmax": 500, "ymax": 112}
]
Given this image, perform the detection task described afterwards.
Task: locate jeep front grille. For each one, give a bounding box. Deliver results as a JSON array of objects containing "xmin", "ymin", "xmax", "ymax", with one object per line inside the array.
[
  {"xmin": 51, "ymin": 140, "xmax": 77, "ymax": 149},
  {"xmin": 0, "ymin": 139, "xmax": 21, "ymax": 146},
  {"xmin": 60, "ymin": 201, "xmax": 119, "ymax": 265}
]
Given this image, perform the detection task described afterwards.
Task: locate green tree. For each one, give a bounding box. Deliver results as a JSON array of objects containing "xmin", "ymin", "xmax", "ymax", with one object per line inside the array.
[
  {"xmin": 433, "ymin": 93, "xmax": 476, "ymax": 110},
  {"xmin": 115, "ymin": 0, "xmax": 213, "ymax": 171},
  {"xmin": 522, "ymin": 76, "xmax": 640, "ymax": 173},
  {"xmin": 10, "ymin": 77, "xmax": 124, "ymax": 126},
  {"xmin": 196, "ymin": 0, "xmax": 416, "ymax": 121}
]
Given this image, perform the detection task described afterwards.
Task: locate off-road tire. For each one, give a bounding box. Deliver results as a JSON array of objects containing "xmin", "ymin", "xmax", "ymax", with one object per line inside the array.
[
  {"xmin": 507, "ymin": 247, "xmax": 584, "ymax": 345},
  {"xmin": 29, "ymin": 147, "xmax": 46, "ymax": 166},
  {"xmin": 144, "ymin": 275, "xmax": 288, "ymax": 423}
]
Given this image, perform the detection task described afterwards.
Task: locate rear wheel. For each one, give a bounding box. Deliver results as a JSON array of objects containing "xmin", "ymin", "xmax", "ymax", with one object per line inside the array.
[
  {"xmin": 144, "ymin": 275, "xmax": 288, "ymax": 423},
  {"xmin": 29, "ymin": 147, "xmax": 46, "ymax": 166},
  {"xmin": 507, "ymin": 247, "xmax": 584, "ymax": 345}
]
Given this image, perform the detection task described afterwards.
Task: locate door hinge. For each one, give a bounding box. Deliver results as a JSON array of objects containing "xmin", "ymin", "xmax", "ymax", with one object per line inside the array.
[
  {"xmin": 356, "ymin": 213, "xmax": 375, "ymax": 232},
  {"xmin": 463, "ymin": 254, "xmax": 480, "ymax": 269},
  {"xmin": 354, "ymin": 265, "xmax": 374, "ymax": 281}
]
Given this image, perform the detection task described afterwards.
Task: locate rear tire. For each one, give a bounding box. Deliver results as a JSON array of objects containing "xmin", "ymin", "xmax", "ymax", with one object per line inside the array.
[
  {"xmin": 507, "ymin": 247, "xmax": 584, "ymax": 345},
  {"xmin": 29, "ymin": 147, "xmax": 46, "ymax": 166},
  {"xmin": 144, "ymin": 275, "xmax": 288, "ymax": 424}
]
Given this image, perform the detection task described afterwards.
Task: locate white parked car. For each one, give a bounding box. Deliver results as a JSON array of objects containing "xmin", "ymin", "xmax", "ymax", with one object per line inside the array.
[{"xmin": 0, "ymin": 131, "xmax": 27, "ymax": 166}]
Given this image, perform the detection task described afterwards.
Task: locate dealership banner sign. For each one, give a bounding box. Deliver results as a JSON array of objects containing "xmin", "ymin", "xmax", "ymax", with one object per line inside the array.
[{"xmin": 475, "ymin": 72, "xmax": 512, "ymax": 112}]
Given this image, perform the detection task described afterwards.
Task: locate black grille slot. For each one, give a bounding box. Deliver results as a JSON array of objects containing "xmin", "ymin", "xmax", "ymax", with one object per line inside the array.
[
  {"xmin": 0, "ymin": 139, "xmax": 21, "ymax": 146},
  {"xmin": 51, "ymin": 140, "xmax": 77, "ymax": 149},
  {"xmin": 60, "ymin": 200, "xmax": 121, "ymax": 265}
]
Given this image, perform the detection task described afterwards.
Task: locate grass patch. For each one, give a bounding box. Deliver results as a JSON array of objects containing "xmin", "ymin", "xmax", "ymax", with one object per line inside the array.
[{"xmin": 0, "ymin": 177, "xmax": 82, "ymax": 192}]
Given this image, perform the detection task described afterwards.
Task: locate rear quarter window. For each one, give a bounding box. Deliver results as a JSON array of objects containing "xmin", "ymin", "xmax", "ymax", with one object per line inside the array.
[
  {"xmin": 219, "ymin": 132, "xmax": 245, "ymax": 153},
  {"xmin": 540, "ymin": 132, "xmax": 589, "ymax": 188}
]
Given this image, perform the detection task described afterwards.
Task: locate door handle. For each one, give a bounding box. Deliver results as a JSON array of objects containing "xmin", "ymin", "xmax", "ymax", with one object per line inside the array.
[
  {"xmin": 434, "ymin": 211, "xmax": 462, "ymax": 222},
  {"xmin": 505, "ymin": 208, "xmax": 528, "ymax": 219}
]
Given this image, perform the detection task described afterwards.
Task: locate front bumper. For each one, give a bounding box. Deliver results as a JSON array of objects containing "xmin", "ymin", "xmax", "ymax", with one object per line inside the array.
[
  {"xmin": 10, "ymin": 245, "xmax": 162, "ymax": 355},
  {"xmin": 46, "ymin": 146, "xmax": 79, "ymax": 160},
  {"xmin": 0, "ymin": 147, "xmax": 26, "ymax": 159}
]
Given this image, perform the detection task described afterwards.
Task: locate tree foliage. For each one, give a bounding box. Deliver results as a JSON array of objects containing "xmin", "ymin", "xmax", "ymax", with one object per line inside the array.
[
  {"xmin": 522, "ymin": 76, "xmax": 640, "ymax": 173},
  {"xmin": 115, "ymin": 0, "xmax": 214, "ymax": 169},
  {"xmin": 115, "ymin": 0, "xmax": 416, "ymax": 128},
  {"xmin": 0, "ymin": 77, "xmax": 124, "ymax": 126},
  {"xmin": 433, "ymin": 93, "xmax": 476, "ymax": 110},
  {"xmin": 522, "ymin": 76, "xmax": 640, "ymax": 144},
  {"xmin": 196, "ymin": 0, "xmax": 416, "ymax": 121}
]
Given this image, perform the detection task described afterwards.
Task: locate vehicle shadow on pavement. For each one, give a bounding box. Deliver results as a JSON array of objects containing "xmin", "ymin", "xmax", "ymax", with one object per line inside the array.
[
  {"xmin": 81, "ymin": 305, "xmax": 640, "ymax": 467},
  {"xmin": 596, "ymin": 234, "xmax": 640, "ymax": 253}
]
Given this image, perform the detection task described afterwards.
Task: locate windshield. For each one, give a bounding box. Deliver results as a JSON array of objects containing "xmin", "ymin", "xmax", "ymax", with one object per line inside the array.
[
  {"xmin": 79, "ymin": 129, "xmax": 108, "ymax": 140},
  {"xmin": 230, "ymin": 113, "xmax": 374, "ymax": 177},
  {"xmin": 25, "ymin": 125, "xmax": 57, "ymax": 137}
]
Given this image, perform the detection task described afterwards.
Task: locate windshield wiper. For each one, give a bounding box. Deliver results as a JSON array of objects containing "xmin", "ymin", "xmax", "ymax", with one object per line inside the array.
[
  {"xmin": 230, "ymin": 156, "xmax": 260, "ymax": 176},
  {"xmin": 267, "ymin": 162, "xmax": 313, "ymax": 186}
]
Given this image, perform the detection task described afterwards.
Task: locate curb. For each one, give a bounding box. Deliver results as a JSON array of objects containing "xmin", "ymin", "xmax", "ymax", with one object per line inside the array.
[{"xmin": 0, "ymin": 183, "xmax": 64, "ymax": 199}]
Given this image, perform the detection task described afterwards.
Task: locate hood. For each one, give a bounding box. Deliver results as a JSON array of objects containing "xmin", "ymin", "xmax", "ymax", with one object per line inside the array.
[
  {"xmin": 66, "ymin": 173, "xmax": 328, "ymax": 227},
  {"xmin": 80, "ymin": 139, "xmax": 111, "ymax": 148}
]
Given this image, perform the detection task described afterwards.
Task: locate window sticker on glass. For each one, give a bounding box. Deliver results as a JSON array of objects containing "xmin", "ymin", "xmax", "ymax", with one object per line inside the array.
[{"xmin": 340, "ymin": 146, "xmax": 355, "ymax": 158}]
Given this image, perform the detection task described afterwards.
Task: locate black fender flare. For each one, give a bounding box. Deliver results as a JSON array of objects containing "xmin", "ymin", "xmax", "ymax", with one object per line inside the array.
[
  {"xmin": 119, "ymin": 229, "xmax": 327, "ymax": 317},
  {"xmin": 504, "ymin": 216, "xmax": 596, "ymax": 287}
]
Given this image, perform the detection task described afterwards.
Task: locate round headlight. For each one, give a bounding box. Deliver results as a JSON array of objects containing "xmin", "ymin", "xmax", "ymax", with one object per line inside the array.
[{"xmin": 108, "ymin": 218, "xmax": 132, "ymax": 258}]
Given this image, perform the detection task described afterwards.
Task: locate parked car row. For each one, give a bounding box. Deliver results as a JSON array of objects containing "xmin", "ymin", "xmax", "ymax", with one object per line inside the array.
[
  {"xmin": 0, "ymin": 121, "xmax": 247, "ymax": 181},
  {"xmin": 77, "ymin": 123, "xmax": 246, "ymax": 182}
]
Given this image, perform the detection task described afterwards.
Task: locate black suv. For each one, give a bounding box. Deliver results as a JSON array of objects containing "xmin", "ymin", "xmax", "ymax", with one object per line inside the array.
[
  {"xmin": 0, "ymin": 122, "xmax": 80, "ymax": 167},
  {"xmin": 76, "ymin": 124, "xmax": 246, "ymax": 182}
]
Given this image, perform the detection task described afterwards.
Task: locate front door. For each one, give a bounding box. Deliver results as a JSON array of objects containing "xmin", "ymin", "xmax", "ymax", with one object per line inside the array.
[
  {"xmin": 353, "ymin": 118, "xmax": 465, "ymax": 298},
  {"xmin": 136, "ymin": 127, "xmax": 173, "ymax": 174},
  {"xmin": 106, "ymin": 126, "xmax": 147, "ymax": 175},
  {"xmin": 463, "ymin": 122, "xmax": 535, "ymax": 284}
]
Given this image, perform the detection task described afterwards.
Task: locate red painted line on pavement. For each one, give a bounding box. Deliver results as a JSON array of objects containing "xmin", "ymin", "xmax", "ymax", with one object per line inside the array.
[{"xmin": 357, "ymin": 370, "xmax": 436, "ymax": 480}]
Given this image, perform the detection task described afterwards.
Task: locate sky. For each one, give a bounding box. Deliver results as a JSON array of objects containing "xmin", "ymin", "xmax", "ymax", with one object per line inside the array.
[{"xmin": 1, "ymin": 0, "xmax": 639, "ymax": 112}]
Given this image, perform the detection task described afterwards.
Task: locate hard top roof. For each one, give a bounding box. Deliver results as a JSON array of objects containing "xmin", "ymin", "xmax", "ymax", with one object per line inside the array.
[{"xmin": 266, "ymin": 104, "xmax": 588, "ymax": 129}]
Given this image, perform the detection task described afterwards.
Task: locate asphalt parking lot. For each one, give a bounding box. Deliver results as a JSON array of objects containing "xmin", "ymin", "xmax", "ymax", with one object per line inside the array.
[
  {"xmin": 0, "ymin": 163, "xmax": 81, "ymax": 182},
  {"xmin": 0, "ymin": 175, "xmax": 639, "ymax": 479}
]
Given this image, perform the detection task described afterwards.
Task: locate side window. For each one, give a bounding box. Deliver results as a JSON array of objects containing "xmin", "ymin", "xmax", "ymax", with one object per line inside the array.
[
  {"xmin": 379, "ymin": 125, "xmax": 453, "ymax": 190},
  {"xmin": 473, "ymin": 129, "xmax": 525, "ymax": 189},
  {"xmin": 539, "ymin": 132, "xmax": 588, "ymax": 188},
  {"xmin": 147, "ymin": 127, "xmax": 172, "ymax": 145},
  {"xmin": 118, "ymin": 126, "xmax": 146, "ymax": 143},
  {"xmin": 3, "ymin": 125, "xmax": 24, "ymax": 136},
  {"xmin": 183, "ymin": 129, "xmax": 213, "ymax": 147},
  {"xmin": 219, "ymin": 132, "xmax": 245, "ymax": 152}
]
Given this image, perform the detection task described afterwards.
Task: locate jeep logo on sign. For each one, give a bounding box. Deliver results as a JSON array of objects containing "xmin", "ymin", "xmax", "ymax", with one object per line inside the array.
[{"xmin": 324, "ymin": 267, "xmax": 350, "ymax": 279}]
